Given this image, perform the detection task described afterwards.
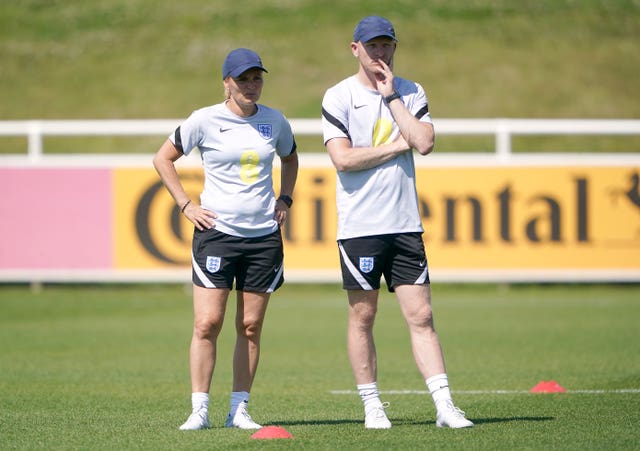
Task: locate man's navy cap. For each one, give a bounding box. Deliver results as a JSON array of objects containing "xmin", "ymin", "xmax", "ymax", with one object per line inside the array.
[
  {"xmin": 353, "ymin": 16, "xmax": 397, "ymax": 43},
  {"xmin": 222, "ymin": 48, "xmax": 268, "ymax": 79}
]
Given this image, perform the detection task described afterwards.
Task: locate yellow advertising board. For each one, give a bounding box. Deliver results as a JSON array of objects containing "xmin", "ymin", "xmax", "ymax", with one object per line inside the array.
[
  {"xmin": 113, "ymin": 164, "xmax": 640, "ymax": 274},
  {"xmin": 417, "ymin": 166, "xmax": 639, "ymax": 270}
]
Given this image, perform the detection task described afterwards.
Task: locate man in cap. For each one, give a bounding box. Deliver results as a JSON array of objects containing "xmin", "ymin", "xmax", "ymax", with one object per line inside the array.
[{"xmin": 321, "ymin": 16, "xmax": 473, "ymax": 429}]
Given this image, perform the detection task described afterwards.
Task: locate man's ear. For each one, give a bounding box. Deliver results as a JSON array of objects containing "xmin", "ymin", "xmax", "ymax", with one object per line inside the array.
[{"xmin": 350, "ymin": 42, "xmax": 359, "ymax": 57}]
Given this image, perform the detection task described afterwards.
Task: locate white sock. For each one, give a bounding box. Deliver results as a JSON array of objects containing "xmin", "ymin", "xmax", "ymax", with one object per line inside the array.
[
  {"xmin": 426, "ymin": 374, "xmax": 453, "ymax": 409},
  {"xmin": 357, "ymin": 382, "xmax": 382, "ymax": 413},
  {"xmin": 191, "ymin": 392, "xmax": 209, "ymax": 413},
  {"xmin": 229, "ymin": 391, "xmax": 250, "ymax": 416}
]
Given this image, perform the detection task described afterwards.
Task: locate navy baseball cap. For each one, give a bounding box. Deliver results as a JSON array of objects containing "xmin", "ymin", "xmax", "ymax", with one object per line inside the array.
[
  {"xmin": 353, "ymin": 16, "xmax": 397, "ymax": 43},
  {"xmin": 222, "ymin": 48, "xmax": 268, "ymax": 79}
]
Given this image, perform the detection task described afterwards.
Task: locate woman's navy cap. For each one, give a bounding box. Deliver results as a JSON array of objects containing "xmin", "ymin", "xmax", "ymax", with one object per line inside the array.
[
  {"xmin": 353, "ymin": 16, "xmax": 397, "ymax": 43},
  {"xmin": 222, "ymin": 48, "xmax": 268, "ymax": 79}
]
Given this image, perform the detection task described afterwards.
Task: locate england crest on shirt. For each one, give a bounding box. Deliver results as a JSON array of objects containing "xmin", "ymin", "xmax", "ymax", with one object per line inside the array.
[
  {"xmin": 257, "ymin": 123, "xmax": 272, "ymax": 139},
  {"xmin": 359, "ymin": 257, "xmax": 374, "ymax": 273},
  {"xmin": 206, "ymin": 256, "xmax": 221, "ymax": 273}
]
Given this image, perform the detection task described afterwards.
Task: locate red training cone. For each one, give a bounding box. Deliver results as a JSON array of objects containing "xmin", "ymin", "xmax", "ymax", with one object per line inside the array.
[
  {"xmin": 251, "ymin": 426, "xmax": 293, "ymax": 440},
  {"xmin": 530, "ymin": 380, "xmax": 566, "ymax": 393}
]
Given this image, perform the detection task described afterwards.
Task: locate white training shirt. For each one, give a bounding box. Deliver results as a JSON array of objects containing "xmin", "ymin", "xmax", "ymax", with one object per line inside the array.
[
  {"xmin": 321, "ymin": 75, "xmax": 432, "ymax": 240},
  {"xmin": 170, "ymin": 102, "xmax": 296, "ymax": 238}
]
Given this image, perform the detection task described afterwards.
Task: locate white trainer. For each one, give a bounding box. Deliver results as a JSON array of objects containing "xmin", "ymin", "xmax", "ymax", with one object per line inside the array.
[
  {"xmin": 436, "ymin": 401, "xmax": 474, "ymax": 428},
  {"xmin": 179, "ymin": 410, "xmax": 210, "ymax": 430},
  {"xmin": 224, "ymin": 401, "xmax": 262, "ymax": 429},
  {"xmin": 365, "ymin": 402, "xmax": 392, "ymax": 429}
]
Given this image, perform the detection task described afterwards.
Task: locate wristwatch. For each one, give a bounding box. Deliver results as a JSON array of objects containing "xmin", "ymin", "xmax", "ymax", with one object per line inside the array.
[
  {"xmin": 384, "ymin": 91, "xmax": 401, "ymax": 104},
  {"xmin": 278, "ymin": 195, "xmax": 293, "ymax": 208}
]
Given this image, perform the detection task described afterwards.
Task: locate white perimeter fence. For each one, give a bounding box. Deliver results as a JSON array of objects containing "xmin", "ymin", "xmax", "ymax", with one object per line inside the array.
[{"xmin": 1, "ymin": 118, "xmax": 640, "ymax": 162}]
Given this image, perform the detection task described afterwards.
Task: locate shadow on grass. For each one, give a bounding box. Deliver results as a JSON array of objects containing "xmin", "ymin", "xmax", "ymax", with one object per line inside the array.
[
  {"xmin": 269, "ymin": 416, "xmax": 554, "ymax": 427},
  {"xmin": 267, "ymin": 419, "xmax": 363, "ymax": 426},
  {"xmin": 391, "ymin": 416, "xmax": 555, "ymax": 426},
  {"xmin": 468, "ymin": 416, "xmax": 555, "ymax": 425}
]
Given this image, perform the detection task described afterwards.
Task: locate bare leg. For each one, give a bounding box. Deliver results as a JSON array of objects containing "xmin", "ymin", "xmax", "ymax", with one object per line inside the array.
[
  {"xmin": 232, "ymin": 290, "xmax": 270, "ymax": 392},
  {"xmin": 189, "ymin": 285, "xmax": 229, "ymax": 393},
  {"xmin": 394, "ymin": 284, "xmax": 446, "ymax": 379},
  {"xmin": 347, "ymin": 289, "xmax": 379, "ymax": 385},
  {"xmin": 347, "ymin": 289, "xmax": 393, "ymax": 428}
]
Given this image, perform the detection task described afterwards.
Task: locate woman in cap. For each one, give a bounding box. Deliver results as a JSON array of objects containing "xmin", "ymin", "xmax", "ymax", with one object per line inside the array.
[{"xmin": 153, "ymin": 48, "xmax": 298, "ymax": 431}]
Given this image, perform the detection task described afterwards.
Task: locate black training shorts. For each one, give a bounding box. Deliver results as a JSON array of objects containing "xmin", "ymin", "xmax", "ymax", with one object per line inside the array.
[
  {"xmin": 192, "ymin": 228, "xmax": 284, "ymax": 293},
  {"xmin": 338, "ymin": 232, "xmax": 430, "ymax": 292}
]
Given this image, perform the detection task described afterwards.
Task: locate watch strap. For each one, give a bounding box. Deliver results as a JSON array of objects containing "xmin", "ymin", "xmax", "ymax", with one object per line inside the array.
[
  {"xmin": 384, "ymin": 91, "xmax": 401, "ymax": 104},
  {"xmin": 278, "ymin": 195, "xmax": 293, "ymax": 208}
]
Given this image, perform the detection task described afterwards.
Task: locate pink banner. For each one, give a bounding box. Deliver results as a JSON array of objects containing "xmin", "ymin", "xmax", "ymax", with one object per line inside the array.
[{"xmin": 0, "ymin": 168, "xmax": 112, "ymax": 269}]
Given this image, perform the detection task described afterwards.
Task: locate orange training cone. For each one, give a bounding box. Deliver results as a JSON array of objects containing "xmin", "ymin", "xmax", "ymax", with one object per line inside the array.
[
  {"xmin": 250, "ymin": 426, "xmax": 293, "ymax": 440},
  {"xmin": 530, "ymin": 380, "xmax": 567, "ymax": 393}
]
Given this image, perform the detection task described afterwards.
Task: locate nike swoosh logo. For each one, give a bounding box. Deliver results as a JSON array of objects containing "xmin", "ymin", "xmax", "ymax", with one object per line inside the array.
[
  {"xmin": 354, "ymin": 104, "xmax": 366, "ymax": 109},
  {"xmin": 219, "ymin": 127, "xmax": 232, "ymax": 132}
]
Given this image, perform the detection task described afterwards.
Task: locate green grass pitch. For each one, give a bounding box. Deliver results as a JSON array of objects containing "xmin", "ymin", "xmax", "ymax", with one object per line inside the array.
[{"xmin": 1, "ymin": 283, "xmax": 638, "ymax": 449}]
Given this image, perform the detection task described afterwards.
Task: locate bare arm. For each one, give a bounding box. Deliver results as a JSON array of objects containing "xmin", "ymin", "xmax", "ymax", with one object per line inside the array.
[
  {"xmin": 278, "ymin": 150, "xmax": 298, "ymax": 198},
  {"xmin": 374, "ymin": 60, "xmax": 435, "ymax": 155},
  {"xmin": 274, "ymin": 150, "xmax": 299, "ymax": 224},
  {"xmin": 387, "ymin": 97, "xmax": 435, "ymax": 155},
  {"xmin": 326, "ymin": 136, "xmax": 410, "ymax": 172},
  {"xmin": 152, "ymin": 139, "xmax": 216, "ymax": 231}
]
